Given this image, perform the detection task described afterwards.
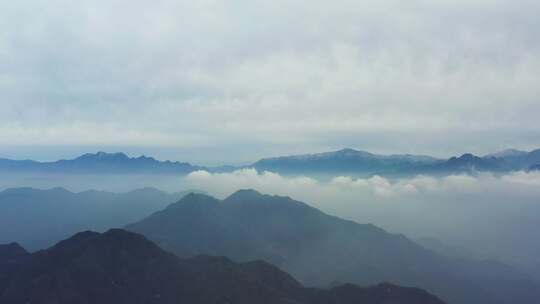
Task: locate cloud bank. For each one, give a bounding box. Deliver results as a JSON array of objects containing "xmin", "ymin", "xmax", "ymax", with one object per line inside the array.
[
  {"xmin": 186, "ymin": 168, "xmax": 540, "ymax": 203},
  {"xmin": 185, "ymin": 169, "xmax": 540, "ymax": 273},
  {"xmin": 1, "ymin": 0, "xmax": 540, "ymax": 162}
]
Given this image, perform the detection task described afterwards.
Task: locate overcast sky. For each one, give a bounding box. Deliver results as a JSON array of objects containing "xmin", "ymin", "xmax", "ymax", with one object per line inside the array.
[{"xmin": 1, "ymin": 0, "xmax": 539, "ymax": 164}]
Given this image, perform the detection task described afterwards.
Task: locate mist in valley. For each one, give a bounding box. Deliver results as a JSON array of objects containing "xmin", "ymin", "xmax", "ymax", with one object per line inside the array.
[
  {"xmin": 3, "ymin": 168, "xmax": 538, "ymax": 283},
  {"xmin": 183, "ymin": 169, "xmax": 540, "ymax": 281},
  {"xmin": 0, "ymin": 172, "xmax": 188, "ymax": 193}
]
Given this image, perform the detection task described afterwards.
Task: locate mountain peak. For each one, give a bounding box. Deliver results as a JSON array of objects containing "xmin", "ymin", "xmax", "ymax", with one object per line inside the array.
[
  {"xmin": 460, "ymin": 153, "xmax": 476, "ymax": 159},
  {"xmin": 76, "ymin": 151, "xmax": 130, "ymax": 161},
  {"xmin": 182, "ymin": 191, "xmax": 218, "ymax": 200},
  {"xmin": 336, "ymin": 148, "xmax": 359, "ymax": 153},
  {"xmin": 333, "ymin": 148, "xmax": 374, "ymax": 157},
  {"xmin": 449, "ymin": 153, "xmax": 481, "ymax": 162},
  {"xmin": 55, "ymin": 230, "xmax": 100, "ymax": 246},
  {"xmin": 0, "ymin": 242, "xmax": 29, "ymax": 260},
  {"xmin": 170, "ymin": 192, "xmax": 220, "ymax": 209},
  {"xmin": 225, "ymin": 189, "xmax": 264, "ymax": 201}
]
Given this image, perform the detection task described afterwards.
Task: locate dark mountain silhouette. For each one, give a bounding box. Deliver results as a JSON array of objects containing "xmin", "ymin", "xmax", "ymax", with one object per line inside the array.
[
  {"xmin": 0, "ymin": 187, "xmax": 191, "ymax": 250},
  {"xmin": 127, "ymin": 190, "xmax": 540, "ymax": 304},
  {"xmin": 0, "ymin": 243, "xmax": 30, "ymax": 296},
  {"xmin": 0, "ymin": 152, "xmax": 203, "ymax": 174},
  {"xmin": 0, "ymin": 229, "xmax": 445, "ymax": 304},
  {"xmin": 0, "ymin": 243, "xmax": 28, "ymax": 262}
]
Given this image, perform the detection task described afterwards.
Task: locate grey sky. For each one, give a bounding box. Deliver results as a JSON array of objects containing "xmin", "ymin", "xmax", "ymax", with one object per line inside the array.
[{"xmin": 1, "ymin": 0, "xmax": 539, "ymax": 164}]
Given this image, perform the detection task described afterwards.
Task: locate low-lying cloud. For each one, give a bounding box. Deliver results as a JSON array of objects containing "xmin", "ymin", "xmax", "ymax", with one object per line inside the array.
[
  {"xmin": 185, "ymin": 169, "xmax": 540, "ymax": 275},
  {"xmin": 186, "ymin": 168, "xmax": 540, "ymax": 203}
]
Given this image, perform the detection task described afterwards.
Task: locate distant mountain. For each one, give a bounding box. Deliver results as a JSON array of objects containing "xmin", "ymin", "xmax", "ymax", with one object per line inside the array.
[
  {"xmin": 0, "ymin": 151, "xmax": 203, "ymax": 174},
  {"xmin": 492, "ymin": 148, "xmax": 540, "ymax": 169},
  {"xmin": 127, "ymin": 190, "xmax": 540, "ymax": 304},
  {"xmin": 406, "ymin": 153, "xmax": 506, "ymax": 175},
  {"xmin": 0, "ymin": 229, "xmax": 445, "ymax": 304},
  {"xmin": 2, "ymin": 148, "xmax": 540, "ymax": 177},
  {"xmin": 485, "ymin": 149, "xmax": 528, "ymax": 158},
  {"xmin": 252, "ymin": 148, "xmax": 540, "ymax": 176},
  {"xmin": 253, "ymin": 148, "xmax": 442, "ymax": 175},
  {"xmin": 529, "ymin": 164, "xmax": 540, "ymax": 171},
  {"xmin": 0, "ymin": 187, "xmax": 190, "ymax": 250}
]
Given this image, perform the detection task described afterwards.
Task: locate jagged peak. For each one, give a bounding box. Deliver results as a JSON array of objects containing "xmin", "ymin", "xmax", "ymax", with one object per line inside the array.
[
  {"xmin": 76, "ymin": 151, "xmax": 130, "ymax": 160},
  {"xmin": 449, "ymin": 153, "xmax": 480, "ymax": 162}
]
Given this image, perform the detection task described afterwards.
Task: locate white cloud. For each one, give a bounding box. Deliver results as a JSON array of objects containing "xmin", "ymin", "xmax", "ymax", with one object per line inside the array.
[{"xmin": 185, "ymin": 169, "xmax": 540, "ymax": 203}]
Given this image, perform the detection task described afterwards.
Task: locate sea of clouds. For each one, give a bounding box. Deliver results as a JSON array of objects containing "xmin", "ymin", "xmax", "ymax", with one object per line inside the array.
[{"xmin": 185, "ymin": 169, "xmax": 540, "ymax": 277}]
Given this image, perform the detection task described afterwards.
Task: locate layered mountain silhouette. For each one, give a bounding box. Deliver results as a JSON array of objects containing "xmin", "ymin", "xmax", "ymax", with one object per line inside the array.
[
  {"xmin": 2, "ymin": 148, "xmax": 540, "ymax": 176},
  {"xmin": 0, "ymin": 187, "xmax": 190, "ymax": 250},
  {"xmin": 0, "ymin": 229, "xmax": 445, "ymax": 304},
  {"xmin": 127, "ymin": 190, "xmax": 540, "ymax": 304}
]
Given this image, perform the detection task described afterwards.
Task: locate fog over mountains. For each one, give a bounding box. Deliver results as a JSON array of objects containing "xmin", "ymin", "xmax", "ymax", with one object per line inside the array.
[
  {"xmin": 1, "ymin": 150, "xmax": 540, "ymax": 303},
  {"xmin": 2, "ymin": 0, "xmax": 538, "ymax": 303},
  {"xmin": 0, "ymin": 187, "xmax": 190, "ymax": 250},
  {"xmin": 126, "ymin": 190, "xmax": 539, "ymax": 304},
  {"xmin": 1, "ymin": 148, "xmax": 540, "ymax": 177}
]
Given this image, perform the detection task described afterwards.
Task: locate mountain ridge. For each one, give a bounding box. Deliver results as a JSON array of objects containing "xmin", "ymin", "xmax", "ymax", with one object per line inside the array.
[
  {"xmin": 0, "ymin": 151, "xmax": 203, "ymax": 174},
  {"xmin": 126, "ymin": 189, "xmax": 540, "ymax": 304},
  {"xmin": 0, "ymin": 229, "xmax": 446, "ymax": 304},
  {"xmin": 2, "ymin": 148, "xmax": 540, "ymax": 176}
]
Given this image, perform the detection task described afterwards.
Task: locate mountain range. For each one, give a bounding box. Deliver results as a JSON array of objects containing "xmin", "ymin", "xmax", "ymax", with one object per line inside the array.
[
  {"xmin": 0, "ymin": 152, "xmax": 201, "ymax": 174},
  {"xmin": 2, "ymin": 148, "xmax": 540, "ymax": 176},
  {"xmin": 0, "ymin": 229, "xmax": 445, "ymax": 304},
  {"xmin": 253, "ymin": 148, "xmax": 540, "ymax": 176},
  {"xmin": 126, "ymin": 190, "xmax": 540, "ymax": 304},
  {"xmin": 0, "ymin": 187, "xmax": 190, "ymax": 250}
]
